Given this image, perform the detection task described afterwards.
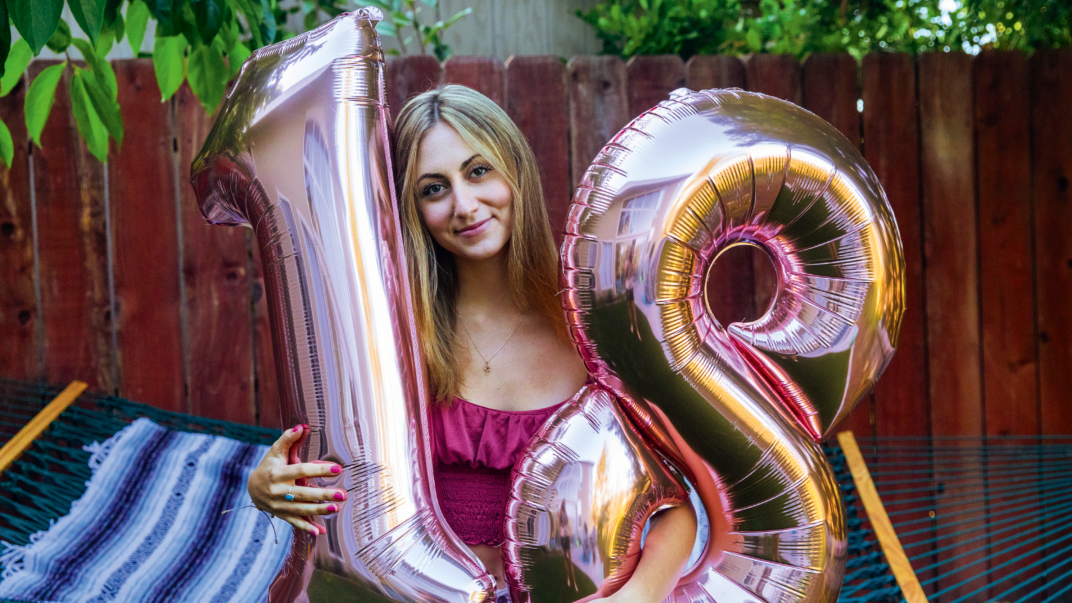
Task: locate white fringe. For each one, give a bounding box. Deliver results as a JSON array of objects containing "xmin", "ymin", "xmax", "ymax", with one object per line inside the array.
[{"xmin": 0, "ymin": 528, "xmax": 49, "ymax": 580}]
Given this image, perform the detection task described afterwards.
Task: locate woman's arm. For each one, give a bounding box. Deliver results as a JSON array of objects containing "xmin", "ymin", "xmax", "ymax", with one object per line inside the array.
[{"xmin": 594, "ymin": 504, "xmax": 698, "ymax": 603}]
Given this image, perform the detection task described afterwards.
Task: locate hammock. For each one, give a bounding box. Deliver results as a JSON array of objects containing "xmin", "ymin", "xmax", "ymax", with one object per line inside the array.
[
  {"xmin": 829, "ymin": 433, "xmax": 1072, "ymax": 603},
  {"xmin": 0, "ymin": 378, "xmax": 1069, "ymax": 602}
]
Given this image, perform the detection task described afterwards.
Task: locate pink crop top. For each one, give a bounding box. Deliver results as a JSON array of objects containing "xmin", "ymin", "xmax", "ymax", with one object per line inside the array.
[{"xmin": 431, "ymin": 396, "xmax": 569, "ymax": 546}]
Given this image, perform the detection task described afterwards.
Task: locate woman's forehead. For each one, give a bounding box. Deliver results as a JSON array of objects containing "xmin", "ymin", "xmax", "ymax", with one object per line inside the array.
[{"xmin": 416, "ymin": 123, "xmax": 481, "ymax": 176}]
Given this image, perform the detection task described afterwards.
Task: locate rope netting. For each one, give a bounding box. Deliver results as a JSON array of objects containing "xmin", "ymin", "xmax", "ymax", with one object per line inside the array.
[{"xmin": 828, "ymin": 436, "xmax": 1072, "ymax": 603}]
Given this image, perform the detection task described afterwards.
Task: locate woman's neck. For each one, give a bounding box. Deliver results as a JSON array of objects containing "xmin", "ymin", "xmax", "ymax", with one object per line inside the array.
[{"xmin": 454, "ymin": 250, "xmax": 516, "ymax": 319}]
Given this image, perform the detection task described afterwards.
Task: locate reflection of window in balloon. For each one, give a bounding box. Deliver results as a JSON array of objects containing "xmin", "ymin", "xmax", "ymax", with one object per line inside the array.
[{"xmin": 617, "ymin": 191, "xmax": 661, "ymax": 237}]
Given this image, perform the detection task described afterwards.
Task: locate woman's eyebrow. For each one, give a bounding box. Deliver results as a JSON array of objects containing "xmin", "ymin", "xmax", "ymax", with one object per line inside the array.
[
  {"xmin": 418, "ymin": 154, "xmax": 480, "ymax": 182},
  {"xmin": 459, "ymin": 154, "xmax": 480, "ymax": 170}
]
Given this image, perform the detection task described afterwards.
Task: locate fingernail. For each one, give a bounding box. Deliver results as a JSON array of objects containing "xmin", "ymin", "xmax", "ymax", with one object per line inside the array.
[
  {"xmin": 334, "ymin": 491, "xmax": 345, "ymax": 501},
  {"xmin": 327, "ymin": 504, "xmax": 338, "ymax": 513},
  {"xmin": 330, "ymin": 465, "xmax": 342, "ymax": 474},
  {"xmin": 291, "ymin": 424, "xmax": 301, "ymax": 433}
]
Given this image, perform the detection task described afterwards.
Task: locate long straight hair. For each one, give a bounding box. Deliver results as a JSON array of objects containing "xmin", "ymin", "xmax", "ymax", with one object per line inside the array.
[{"xmin": 393, "ymin": 85, "xmax": 564, "ymax": 403}]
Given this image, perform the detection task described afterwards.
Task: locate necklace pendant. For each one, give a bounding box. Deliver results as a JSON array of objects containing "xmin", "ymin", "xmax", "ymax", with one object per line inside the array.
[{"xmin": 483, "ymin": 362, "xmax": 491, "ymax": 375}]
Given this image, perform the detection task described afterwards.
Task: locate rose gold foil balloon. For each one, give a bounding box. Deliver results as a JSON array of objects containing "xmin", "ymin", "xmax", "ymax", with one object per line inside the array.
[
  {"xmin": 507, "ymin": 89, "xmax": 904, "ymax": 602},
  {"xmin": 504, "ymin": 384, "xmax": 689, "ymax": 602},
  {"xmin": 190, "ymin": 10, "xmax": 495, "ymax": 603}
]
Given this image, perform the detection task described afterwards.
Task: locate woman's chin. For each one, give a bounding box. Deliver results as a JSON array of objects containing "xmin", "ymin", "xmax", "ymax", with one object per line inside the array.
[{"xmin": 446, "ymin": 236, "xmax": 510, "ymax": 263}]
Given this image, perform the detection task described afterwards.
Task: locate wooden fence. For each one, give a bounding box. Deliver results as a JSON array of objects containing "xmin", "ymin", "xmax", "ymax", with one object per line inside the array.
[{"xmin": 0, "ymin": 51, "xmax": 1069, "ymax": 444}]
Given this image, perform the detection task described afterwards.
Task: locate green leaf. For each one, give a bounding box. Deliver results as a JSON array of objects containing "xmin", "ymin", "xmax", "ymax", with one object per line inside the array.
[
  {"xmin": 69, "ymin": 0, "xmax": 109, "ymax": 46},
  {"xmin": 46, "ymin": 20, "xmax": 73, "ymax": 54},
  {"xmin": 0, "ymin": 118, "xmax": 13, "ymax": 168},
  {"xmin": 25, "ymin": 61, "xmax": 67, "ymax": 148},
  {"xmin": 442, "ymin": 7, "xmax": 471, "ymax": 29},
  {"xmin": 153, "ymin": 34, "xmax": 187, "ymax": 101},
  {"xmin": 2, "ymin": 39, "xmax": 33, "ymax": 97},
  {"xmin": 70, "ymin": 70, "xmax": 109, "ymax": 162},
  {"xmin": 191, "ymin": 0, "xmax": 224, "ymax": 41},
  {"xmin": 126, "ymin": 0, "xmax": 151, "ymax": 55},
  {"xmin": 9, "ymin": 0, "xmax": 64, "ymax": 55},
  {"xmin": 146, "ymin": 0, "xmax": 178, "ymax": 27},
  {"xmin": 0, "ymin": 0, "xmax": 11, "ymax": 81},
  {"xmin": 227, "ymin": 41, "xmax": 250, "ymax": 78},
  {"xmin": 187, "ymin": 43, "xmax": 226, "ymax": 112}
]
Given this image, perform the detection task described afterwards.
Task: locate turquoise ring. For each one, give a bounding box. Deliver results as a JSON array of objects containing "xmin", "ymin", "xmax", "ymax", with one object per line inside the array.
[{"xmin": 285, "ymin": 485, "xmax": 295, "ymax": 502}]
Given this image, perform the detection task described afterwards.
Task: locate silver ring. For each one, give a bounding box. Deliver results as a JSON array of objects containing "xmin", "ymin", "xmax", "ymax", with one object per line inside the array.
[{"xmin": 285, "ymin": 485, "xmax": 295, "ymax": 502}]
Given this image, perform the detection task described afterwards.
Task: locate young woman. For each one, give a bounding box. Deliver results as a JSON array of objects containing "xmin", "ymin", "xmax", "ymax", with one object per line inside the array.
[{"xmin": 247, "ymin": 85, "xmax": 695, "ymax": 603}]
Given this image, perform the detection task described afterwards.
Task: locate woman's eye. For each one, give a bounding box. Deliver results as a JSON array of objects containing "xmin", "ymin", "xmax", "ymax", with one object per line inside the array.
[
  {"xmin": 422, "ymin": 182, "xmax": 445, "ymax": 197},
  {"xmin": 470, "ymin": 165, "xmax": 491, "ymax": 178}
]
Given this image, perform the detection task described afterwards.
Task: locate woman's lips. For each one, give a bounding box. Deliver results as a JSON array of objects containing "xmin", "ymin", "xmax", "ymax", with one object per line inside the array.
[{"xmin": 456, "ymin": 217, "xmax": 492, "ymax": 237}]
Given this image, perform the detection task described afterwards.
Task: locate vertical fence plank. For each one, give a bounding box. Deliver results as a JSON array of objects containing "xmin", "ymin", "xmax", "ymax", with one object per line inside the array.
[
  {"xmin": 108, "ymin": 60, "xmax": 185, "ymax": 412},
  {"xmin": 685, "ymin": 55, "xmax": 746, "ymax": 91},
  {"xmin": 31, "ymin": 61, "xmax": 115, "ymax": 392},
  {"xmin": 251, "ymin": 238, "xmax": 282, "ymax": 429},
  {"xmin": 745, "ymin": 54, "xmax": 801, "ymax": 105},
  {"xmin": 975, "ymin": 51, "xmax": 1038, "ymax": 438},
  {"xmin": 505, "ymin": 56, "xmax": 570, "ymax": 244},
  {"xmin": 442, "ymin": 56, "xmax": 505, "ymax": 106},
  {"xmin": 175, "ymin": 86, "xmax": 255, "ymax": 425},
  {"xmin": 862, "ymin": 53, "xmax": 927, "ymax": 439},
  {"xmin": 1031, "ymin": 51, "xmax": 1072, "ymax": 599},
  {"xmin": 625, "ymin": 55, "xmax": 684, "ymax": 119},
  {"xmin": 801, "ymin": 53, "xmax": 871, "ymax": 440},
  {"xmin": 919, "ymin": 51, "xmax": 986, "ymax": 600},
  {"xmin": 0, "ymin": 76, "xmax": 36, "ymax": 380},
  {"xmin": 975, "ymin": 50, "xmax": 1040, "ymax": 596},
  {"xmin": 567, "ymin": 56, "xmax": 628, "ymax": 189},
  {"xmin": 386, "ymin": 55, "xmax": 443, "ymax": 122},
  {"xmin": 920, "ymin": 52, "xmax": 982, "ymax": 441},
  {"xmin": 1031, "ymin": 49, "xmax": 1072, "ymax": 436}
]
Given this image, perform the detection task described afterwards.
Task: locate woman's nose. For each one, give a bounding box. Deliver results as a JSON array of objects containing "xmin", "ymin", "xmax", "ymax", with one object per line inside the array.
[{"xmin": 453, "ymin": 183, "xmax": 480, "ymax": 218}]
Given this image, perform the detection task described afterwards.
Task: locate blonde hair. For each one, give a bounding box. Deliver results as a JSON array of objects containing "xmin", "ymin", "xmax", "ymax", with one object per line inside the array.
[{"xmin": 393, "ymin": 85, "xmax": 563, "ymax": 403}]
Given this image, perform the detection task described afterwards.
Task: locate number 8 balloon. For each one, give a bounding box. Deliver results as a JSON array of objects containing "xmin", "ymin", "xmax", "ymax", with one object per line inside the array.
[{"xmin": 505, "ymin": 89, "xmax": 904, "ymax": 602}]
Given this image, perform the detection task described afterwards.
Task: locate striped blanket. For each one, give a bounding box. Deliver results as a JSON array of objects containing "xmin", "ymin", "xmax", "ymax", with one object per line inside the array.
[{"xmin": 0, "ymin": 418, "xmax": 292, "ymax": 602}]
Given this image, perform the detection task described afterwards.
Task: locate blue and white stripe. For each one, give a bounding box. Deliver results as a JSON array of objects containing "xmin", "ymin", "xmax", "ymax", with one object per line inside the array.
[{"xmin": 0, "ymin": 418, "xmax": 293, "ymax": 603}]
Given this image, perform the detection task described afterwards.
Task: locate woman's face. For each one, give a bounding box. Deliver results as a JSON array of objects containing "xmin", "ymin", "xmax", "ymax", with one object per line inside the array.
[{"xmin": 414, "ymin": 123, "xmax": 514, "ymax": 262}]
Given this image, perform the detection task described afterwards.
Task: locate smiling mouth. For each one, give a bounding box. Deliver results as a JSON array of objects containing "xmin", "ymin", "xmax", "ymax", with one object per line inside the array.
[{"xmin": 456, "ymin": 218, "xmax": 492, "ymax": 235}]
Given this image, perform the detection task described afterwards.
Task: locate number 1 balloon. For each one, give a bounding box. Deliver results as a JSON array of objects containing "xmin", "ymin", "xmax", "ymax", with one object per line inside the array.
[
  {"xmin": 190, "ymin": 9, "xmax": 495, "ymax": 603},
  {"xmin": 506, "ymin": 89, "xmax": 904, "ymax": 602}
]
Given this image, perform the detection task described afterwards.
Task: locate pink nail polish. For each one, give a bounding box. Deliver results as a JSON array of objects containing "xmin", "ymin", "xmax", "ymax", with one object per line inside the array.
[
  {"xmin": 327, "ymin": 504, "xmax": 338, "ymax": 513},
  {"xmin": 330, "ymin": 465, "xmax": 342, "ymax": 474},
  {"xmin": 334, "ymin": 491, "xmax": 345, "ymax": 501},
  {"xmin": 292, "ymin": 424, "xmax": 301, "ymax": 433}
]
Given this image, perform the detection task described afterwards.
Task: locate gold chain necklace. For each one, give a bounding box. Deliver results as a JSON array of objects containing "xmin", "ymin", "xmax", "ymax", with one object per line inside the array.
[{"xmin": 458, "ymin": 312, "xmax": 527, "ymax": 375}]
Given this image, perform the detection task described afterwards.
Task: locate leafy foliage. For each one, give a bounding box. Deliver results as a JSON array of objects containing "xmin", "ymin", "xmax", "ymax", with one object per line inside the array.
[
  {"xmin": 580, "ymin": 0, "xmax": 1071, "ymax": 61},
  {"xmin": 362, "ymin": 0, "xmax": 472, "ymax": 61},
  {"xmin": 0, "ymin": 0, "xmax": 471, "ymax": 167}
]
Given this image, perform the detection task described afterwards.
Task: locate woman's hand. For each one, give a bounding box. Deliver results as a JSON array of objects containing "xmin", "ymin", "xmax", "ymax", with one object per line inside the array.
[
  {"xmin": 586, "ymin": 504, "xmax": 697, "ymax": 603},
  {"xmin": 247, "ymin": 424, "xmax": 348, "ymax": 535}
]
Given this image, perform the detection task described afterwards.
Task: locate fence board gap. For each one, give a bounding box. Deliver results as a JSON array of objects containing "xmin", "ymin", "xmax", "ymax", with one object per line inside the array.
[
  {"xmin": 30, "ymin": 61, "xmax": 115, "ymax": 393},
  {"xmin": 505, "ymin": 56, "xmax": 570, "ymax": 245},
  {"xmin": 175, "ymin": 85, "xmax": 255, "ymax": 425},
  {"xmin": 442, "ymin": 56, "xmax": 505, "ymax": 107},
  {"xmin": 0, "ymin": 74, "xmax": 36, "ymax": 381},
  {"xmin": 108, "ymin": 59, "xmax": 185, "ymax": 413}
]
